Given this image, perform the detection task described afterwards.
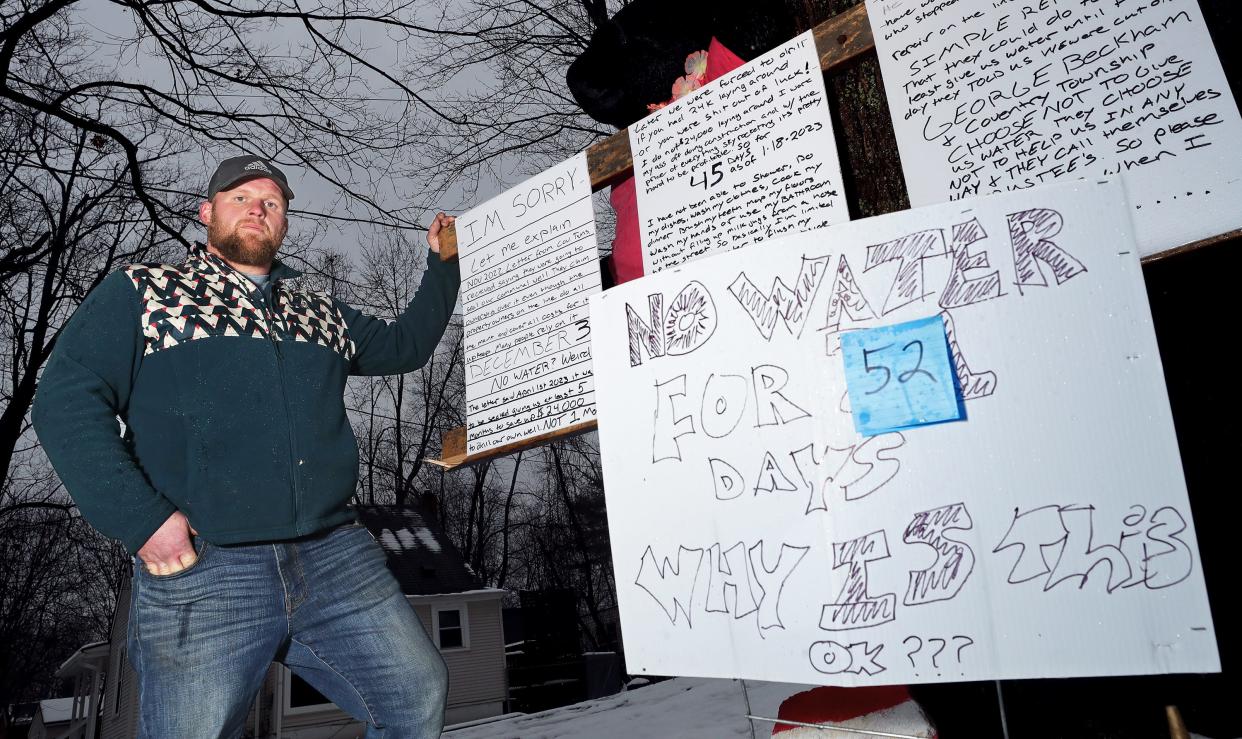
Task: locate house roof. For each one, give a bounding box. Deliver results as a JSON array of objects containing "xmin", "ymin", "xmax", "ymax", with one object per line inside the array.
[
  {"xmin": 354, "ymin": 505, "xmax": 483, "ymax": 596},
  {"xmin": 439, "ymin": 677, "xmax": 812, "ymax": 737},
  {"xmin": 37, "ymin": 697, "xmax": 75, "ymax": 725},
  {"xmin": 56, "ymin": 640, "xmax": 109, "ymax": 677}
]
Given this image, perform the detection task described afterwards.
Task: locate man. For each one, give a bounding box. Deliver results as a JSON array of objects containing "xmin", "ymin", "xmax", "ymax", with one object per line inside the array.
[{"xmin": 32, "ymin": 156, "xmax": 458, "ymax": 737}]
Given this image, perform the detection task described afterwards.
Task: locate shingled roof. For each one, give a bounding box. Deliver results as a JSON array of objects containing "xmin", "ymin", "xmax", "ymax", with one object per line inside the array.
[{"xmin": 354, "ymin": 504, "xmax": 482, "ymax": 596}]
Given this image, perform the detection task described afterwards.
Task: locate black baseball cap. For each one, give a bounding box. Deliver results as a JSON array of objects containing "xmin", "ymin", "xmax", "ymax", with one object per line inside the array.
[{"xmin": 207, "ymin": 155, "xmax": 295, "ymax": 202}]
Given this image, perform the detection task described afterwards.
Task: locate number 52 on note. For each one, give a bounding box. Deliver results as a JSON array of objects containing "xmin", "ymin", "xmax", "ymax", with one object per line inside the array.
[{"xmin": 840, "ymin": 316, "xmax": 964, "ymax": 436}]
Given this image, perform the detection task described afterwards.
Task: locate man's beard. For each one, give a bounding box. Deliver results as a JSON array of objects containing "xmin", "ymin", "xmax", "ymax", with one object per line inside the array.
[{"xmin": 207, "ymin": 221, "xmax": 282, "ymax": 268}]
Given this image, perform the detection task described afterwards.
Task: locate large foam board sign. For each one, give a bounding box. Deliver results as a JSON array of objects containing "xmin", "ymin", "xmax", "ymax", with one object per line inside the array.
[
  {"xmin": 589, "ymin": 178, "xmax": 1219, "ymax": 685},
  {"xmin": 457, "ymin": 153, "xmax": 601, "ymax": 455},
  {"xmin": 867, "ymin": 0, "xmax": 1242, "ymax": 256}
]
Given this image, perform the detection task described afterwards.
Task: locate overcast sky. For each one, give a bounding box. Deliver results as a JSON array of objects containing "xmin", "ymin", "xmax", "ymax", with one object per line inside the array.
[{"xmin": 72, "ymin": 0, "xmax": 531, "ymax": 264}]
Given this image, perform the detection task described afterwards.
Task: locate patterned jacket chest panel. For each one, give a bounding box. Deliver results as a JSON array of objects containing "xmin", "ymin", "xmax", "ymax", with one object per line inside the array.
[
  {"xmin": 124, "ymin": 260, "xmax": 356, "ymax": 361},
  {"xmin": 278, "ymin": 288, "xmax": 356, "ymax": 359}
]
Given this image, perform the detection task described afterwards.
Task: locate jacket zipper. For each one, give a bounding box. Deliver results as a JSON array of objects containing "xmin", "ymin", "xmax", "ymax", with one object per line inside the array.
[
  {"xmin": 263, "ymin": 284, "xmax": 304, "ymax": 535},
  {"xmin": 220, "ymin": 258, "xmax": 304, "ymax": 536}
]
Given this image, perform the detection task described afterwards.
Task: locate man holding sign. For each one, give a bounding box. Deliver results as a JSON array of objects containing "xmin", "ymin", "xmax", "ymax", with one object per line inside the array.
[{"xmin": 33, "ymin": 156, "xmax": 459, "ymax": 737}]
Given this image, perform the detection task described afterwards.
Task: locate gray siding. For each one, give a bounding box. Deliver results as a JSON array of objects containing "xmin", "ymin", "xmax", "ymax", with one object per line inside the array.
[
  {"xmin": 412, "ymin": 598, "xmax": 507, "ymax": 709},
  {"xmin": 100, "ymin": 577, "xmax": 138, "ymax": 739}
]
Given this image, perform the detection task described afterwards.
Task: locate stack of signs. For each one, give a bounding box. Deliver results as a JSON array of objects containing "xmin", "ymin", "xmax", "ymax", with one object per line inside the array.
[
  {"xmin": 865, "ymin": 0, "xmax": 1242, "ymax": 256},
  {"xmin": 630, "ymin": 30, "xmax": 851, "ymax": 274},
  {"xmin": 452, "ymin": 25, "xmax": 858, "ymax": 458},
  {"xmin": 588, "ymin": 178, "xmax": 1218, "ymax": 685},
  {"xmin": 455, "ymin": 154, "xmax": 601, "ymax": 456}
]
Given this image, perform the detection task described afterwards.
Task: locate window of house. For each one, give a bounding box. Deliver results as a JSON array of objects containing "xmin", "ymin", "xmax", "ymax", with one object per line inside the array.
[
  {"xmin": 113, "ymin": 646, "xmax": 126, "ymax": 715},
  {"xmin": 433, "ymin": 605, "xmax": 469, "ymax": 651},
  {"xmin": 285, "ymin": 669, "xmax": 335, "ymax": 713}
]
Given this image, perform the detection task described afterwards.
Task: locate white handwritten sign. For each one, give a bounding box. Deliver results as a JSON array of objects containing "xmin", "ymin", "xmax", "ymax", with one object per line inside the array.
[
  {"xmin": 457, "ymin": 154, "xmax": 601, "ymax": 456},
  {"xmin": 588, "ymin": 179, "xmax": 1219, "ymax": 685},
  {"xmin": 866, "ymin": 0, "xmax": 1242, "ymax": 257},
  {"xmin": 630, "ymin": 31, "xmax": 850, "ymax": 274}
]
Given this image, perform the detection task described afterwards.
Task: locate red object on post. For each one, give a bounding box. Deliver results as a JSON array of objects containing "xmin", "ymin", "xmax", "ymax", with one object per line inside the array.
[
  {"xmin": 608, "ymin": 37, "xmax": 748, "ymax": 286},
  {"xmin": 770, "ymin": 685, "xmax": 937, "ymax": 738}
]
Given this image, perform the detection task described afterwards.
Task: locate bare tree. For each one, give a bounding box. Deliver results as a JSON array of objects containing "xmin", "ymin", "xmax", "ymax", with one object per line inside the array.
[
  {"xmin": 545, "ymin": 434, "xmax": 615, "ymax": 649},
  {"xmin": 406, "ymin": 0, "xmax": 615, "ymax": 203},
  {"xmin": 0, "ymin": 482, "xmax": 124, "ymax": 718},
  {"xmin": 480, "ymin": 433, "xmax": 617, "ymax": 649},
  {"xmin": 1, "ymin": 0, "xmax": 465, "ymax": 240},
  {"xmin": 0, "ymin": 0, "xmax": 617, "ymax": 720},
  {"xmin": 348, "ymin": 374, "xmax": 390, "ymax": 506},
  {"xmin": 495, "ymin": 450, "xmax": 525, "ymax": 588},
  {"xmin": 0, "ymin": 47, "xmax": 187, "ymax": 719},
  {"xmin": 345, "ymin": 233, "xmax": 465, "ymax": 508},
  {"xmin": 0, "ymin": 102, "xmax": 188, "ymax": 504}
]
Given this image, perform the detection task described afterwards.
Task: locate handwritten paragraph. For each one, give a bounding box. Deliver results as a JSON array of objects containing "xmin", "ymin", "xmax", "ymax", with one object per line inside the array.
[
  {"xmin": 630, "ymin": 31, "xmax": 850, "ymax": 274},
  {"xmin": 867, "ymin": 0, "xmax": 1242, "ymax": 255},
  {"xmin": 457, "ymin": 154, "xmax": 601, "ymax": 455}
]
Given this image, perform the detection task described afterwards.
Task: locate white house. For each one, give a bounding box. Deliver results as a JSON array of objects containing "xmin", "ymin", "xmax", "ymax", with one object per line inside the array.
[
  {"xmin": 27, "ymin": 641, "xmax": 110, "ymax": 739},
  {"xmin": 27, "ymin": 697, "xmax": 74, "ymax": 739},
  {"xmin": 95, "ymin": 504, "xmax": 507, "ymax": 738}
]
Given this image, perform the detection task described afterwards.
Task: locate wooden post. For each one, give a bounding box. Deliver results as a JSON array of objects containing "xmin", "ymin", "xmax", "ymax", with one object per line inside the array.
[{"xmin": 1166, "ymin": 705, "xmax": 1191, "ymax": 739}]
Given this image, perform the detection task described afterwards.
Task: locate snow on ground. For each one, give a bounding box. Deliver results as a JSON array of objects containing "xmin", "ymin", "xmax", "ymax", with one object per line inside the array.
[
  {"xmin": 444, "ymin": 677, "xmax": 814, "ymax": 739},
  {"xmin": 443, "ymin": 678, "xmax": 1228, "ymax": 739}
]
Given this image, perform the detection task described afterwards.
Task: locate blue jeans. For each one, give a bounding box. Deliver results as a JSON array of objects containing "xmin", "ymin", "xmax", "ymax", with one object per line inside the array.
[{"xmin": 128, "ymin": 522, "xmax": 448, "ymax": 738}]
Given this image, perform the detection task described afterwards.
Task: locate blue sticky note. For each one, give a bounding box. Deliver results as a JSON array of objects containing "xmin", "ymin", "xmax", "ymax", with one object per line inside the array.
[{"xmin": 840, "ymin": 316, "xmax": 964, "ymax": 436}]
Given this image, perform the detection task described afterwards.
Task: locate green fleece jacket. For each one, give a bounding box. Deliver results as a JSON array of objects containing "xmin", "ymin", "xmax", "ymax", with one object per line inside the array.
[{"xmin": 33, "ymin": 245, "xmax": 459, "ymax": 553}]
